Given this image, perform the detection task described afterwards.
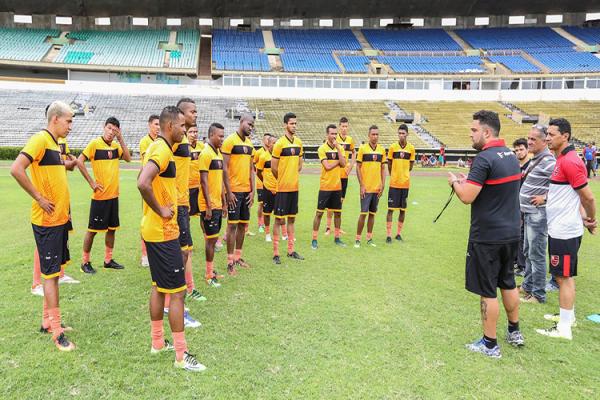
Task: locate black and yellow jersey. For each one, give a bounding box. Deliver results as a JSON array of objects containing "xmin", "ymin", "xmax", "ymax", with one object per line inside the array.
[
  {"xmin": 198, "ymin": 144, "xmax": 224, "ymax": 211},
  {"xmin": 82, "ymin": 136, "xmax": 123, "ymax": 200},
  {"xmin": 272, "ymin": 134, "xmax": 303, "ymax": 192},
  {"xmin": 221, "ymin": 132, "xmax": 255, "ymax": 192},
  {"xmin": 357, "ymin": 143, "xmax": 387, "ymax": 193}
]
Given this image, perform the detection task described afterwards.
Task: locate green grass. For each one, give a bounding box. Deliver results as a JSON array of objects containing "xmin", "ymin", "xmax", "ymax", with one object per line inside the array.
[{"xmin": 0, "ymin": 167, "xmax": 599, "ymax": 400}]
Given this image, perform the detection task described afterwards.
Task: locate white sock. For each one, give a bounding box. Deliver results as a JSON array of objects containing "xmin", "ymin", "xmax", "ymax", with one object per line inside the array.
[{"xmin": 558, "ymin": 308, "xmax": 574, "ymax": 329}]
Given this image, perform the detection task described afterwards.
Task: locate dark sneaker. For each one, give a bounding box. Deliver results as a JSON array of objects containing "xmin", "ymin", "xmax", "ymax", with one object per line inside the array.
[
  {"xmin": 386, "ymin": 236, "xmax": 392, "ymax": 244},
  {"xmin": 311, "ymin": 239, "xmax": 318, "ymax": 250},
  {"xmin": 80, "ymin": 262, "xmax": 96, "ymax": 274},
  {"xmin": 395, "ymin": 234, "xmax": 403, "ymax": 241},
  {"xmin": 324, "ymin": 227, "xmax": 331, "ymax": 235},
  {"xmin": 104, "ymin": 259, "xmax": 124, "ymax": 270},
  {"xmin": 236, "ymin": 258, "xmax": 251, "ymax": 269},
  {"xmin": 287, "ymin": 251, "xmax": 304, "ymax": 260},
  {"xmin": 506, "ymin": 330, "xmax": 525, "ymax": 347},
  {"xmin": 227, "ymin": 263, "xmax": 238, "ymax": 276},
  {"xmin": 213, "ymin": 270, "xmax": 224, "ymax": 279},
  {"xmin": 334, "ymin": 238, "xmax": 346, "ymax": 247},
  {"xmin": 40, "ymin": 323, "xmax": 73, "ymax": 334},
  {"xmin": 55, "ymin": 332, "xmax": 76, "ymax": 351},
  {"xmin": 273, "ymin": 255, "xmax": 281, "ymax": 265}
]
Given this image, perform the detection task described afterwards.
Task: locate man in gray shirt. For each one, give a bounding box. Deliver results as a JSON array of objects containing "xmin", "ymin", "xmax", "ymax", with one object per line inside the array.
[{"xmin": 519, "ymin": 125, "xmax": 555, "ymax": 303}]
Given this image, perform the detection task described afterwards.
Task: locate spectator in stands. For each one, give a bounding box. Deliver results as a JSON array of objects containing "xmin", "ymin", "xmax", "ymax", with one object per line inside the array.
[
  {"xmin": 592, "ymin": 142, "xmax": 598, "ymax": 174},
  {"xmin": 420, "ymin": 153, "xmax": 429, "ymax": 167},
  {"xmin": 513, "ymin": 138, "xmax": 529, "ymax": 277},
  {"xmin": 439, "ymin": 146, "xmax": 446, "ymax": 166},
  {"xmin": 457, "ymin": 158, "xmax": 466, "ymax": 168},
  {"xmin": 583, "ymin": 143, "xmax": 595, "ymax": 178},
  {"xmin": 519, "ymin": 125, "xmax": 555, "ymax": 304},
  {"xmin": 428, "ymin": 154, "xmax": 437, "ymax": 166}
]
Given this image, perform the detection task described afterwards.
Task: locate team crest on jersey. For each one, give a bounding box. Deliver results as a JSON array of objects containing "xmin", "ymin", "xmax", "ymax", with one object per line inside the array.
[
  {"xmin": 291, "ymin": 148, "xmax": 296, "ymax": 155},
  {"xmin": 372, "ymin": 154, "xmax": 377, "ymax": 161},
  {"xmin": 217, "ymin": 160, "xmax": 222, "ymax": 168},
  {"xmin": 108, "ymin": 150, "xmax": 113, "ymax": 159},
  {"xmin": 244, "ymin": 147, "xmax": 248, "ymax": 154},
  {"xmin": 550, "ymin": 255, "xmax": 560, "ymax": 267}
]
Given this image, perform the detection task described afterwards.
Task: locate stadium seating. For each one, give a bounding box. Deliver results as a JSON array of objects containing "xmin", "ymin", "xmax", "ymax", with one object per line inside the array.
[
  {"xmin": 455, "ymin": 27, "xmax": 573, "ymax": 51},
  {"xmin": 212, "ymin": 29, "xmax": 270, "ymax": 71},
  {"xmin": 0, "ymin": 28, "xmax": 59, "ymax": 62},
  {"xmin": 362, "ymin": 29, "xmax": 462, "ymax": 51},
  {"xmin": 563, "ymin": 26, "xmax": 600, "ymax": 45},
  {"xmin": 378, "ymin": 56, "xmax": 485, "ymax": 74},
  {"xmin": 170, "ymin": 30, "xmax": 200, "ymax": 69},
  {"xmin": 528, "ymin": 49, "xmax": 600, "ymax": 73},
  {"xmin": 339, "ymin": 56, "xmax": 371, "ymax": 73},
  {"xmin": 487, "ymin": 55, "xmax": 540, "ymax": 73}
]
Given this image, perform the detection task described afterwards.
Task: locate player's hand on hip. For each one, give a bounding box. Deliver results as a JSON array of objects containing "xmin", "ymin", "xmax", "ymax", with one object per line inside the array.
[
  {"xmin": 37, "ymin": 196, "xmax": 55, "ymax": 214},
  {"xmin": 91, "ymin": 181, "xmax": 104, "ymax": 192},
  {"xmin": 159, "ymin": 205, "xmax": 174, "ymax": 219}
]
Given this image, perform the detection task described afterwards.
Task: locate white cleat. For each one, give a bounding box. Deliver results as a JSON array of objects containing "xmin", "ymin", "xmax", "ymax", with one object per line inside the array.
[
  {"xmin": 31, "ymin": 284, "xmax": 44, "ymax": 296},
  {"xmin": 174, "ymin": 352, "xmax": 206, "ymax": 372},
  {"xmin": 141, "ymin": 256, "xmax": 149, "ymax": 267},
  {"xmin": 265, "ymin": 234, "xmax": 272, "ymax": 242},
  {"xmin": 59, "ymin": 274, "xmax": 80, "ymax": 284},
  {"xmin": 536, "ymin": 325, "xmax": 572, "ymax": 340}
]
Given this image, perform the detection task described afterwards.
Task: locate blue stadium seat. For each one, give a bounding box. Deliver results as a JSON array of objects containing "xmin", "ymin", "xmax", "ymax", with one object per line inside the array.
[
  {"xmin": 563, "ymin": 26, "xmax": 600, "ymax": 45},
  {"xmin": 378, "ymin": 56, "xmax": 484, "ymax": 73},
  {"xmin": 362, "ymin": 29, "xmax": 462, "ymax": 51},
  {"xmin": 212, "ymin": 29, "xmax": 270, "ymax": 71},
  {"xmin": 487, "ymin": 55, "xmax": 540, "ymax": 73}
]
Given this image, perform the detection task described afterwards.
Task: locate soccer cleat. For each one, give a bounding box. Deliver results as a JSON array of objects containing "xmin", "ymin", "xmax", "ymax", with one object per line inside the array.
[
  {"xmin": 59, "ymin": 274, "xmax": 80, "ymax": 284},
  {"xmin": 354, "ymin": 240, "xmax": 361, "ymax": 248},
  {"xmin": 282, "ymin": 236, "xmax": 288, "ymax": 241},
  {"xmin": 465, "ymin": 338, "xmax": 501, "ymax": 359},
  {"xmin": 536, "ymin": 324, "xmax": 572, "ymax": 340},
  {"xmin": 265, "ymin": 234, "xmax": 272, "ymax": 242},
  {"xmin": 367, "ymin": 239, "xmax": 377, "ymax": 247},
  {"xmin": 214, "ymin": 240, "xmax": 223, "ymax": 252},
  {"xmin": 236, "ymin": 258, "xmax": 251, "ymax": 269},
  {"xmin": 386, "ymin": 237, "xmax": 392, "ymax": 244},
  {"xmin": 287, "ymin": 251, "xmax": 304, "ymax": 261},
  {"xmin": 54, "ymin": 333, "xmax": 76, "ymax": 352},
  {"xmin": 258, "ymin": 225, "xmax": 265, "ymax": 233},
  {"xmin": 311, "ymin": 239, "xmax": 318, "ymax": 250},
  {"xmin": 80, "ymin": 262, "xmax": 96, "ymax": 274},
  {"xmin": 334, "ymin": 238, "xmax": 346, "ymax": 247},
  {"xmin": 31, "ymin": 284, "xmax": 44, "ymax": 297},
  {"xmin": 174, "ymin": 352, "xmax": 206, "ymax": 372},
  {"xmin": 543, "ymin": 314, "xmax": 577, "ymax": 327},
  {"xmin": 104, "ymin": 259, "xmax": 124, "ymax": 270},
  {"xmin": 324, "ymin": 227, "xmax": 331, "ymax": 236},
  {"xmin": 40, "ymin": 323, "xmax": 73, "ymax": 334},
  {"xmin": 273, "ymin": 255, "xmax": 281, "ymax": 265},
  {"xmin": 186, "ymin": 289, "xmax": 207, "ymax": 302},
  {"xmin": 183, "ymin": 311, "xmax": 201, "ymax": 329},
  {"xmin": 207, "ymin": 277, "xmax": 221, "ymax": 288},
  {"xmin": 246, "ymin": 230, "xmax": 256, "ymax": 237},
  {"xmin": 506, "ymin": 330, "xmax": 525, "ymax": 347},
  {"xmin": 141, "ymin": 255, "xmax": 149, "ymax": 267},
  {"xmin": 520, "ymin": 294, "xmax": 541, "ymax": 304},
  {"xmin": 545, "ymin": 281, "xmax": 559, "ymax": 292},
  {"xmin": 151, "ymin": 339, "xmax": 174, "ymax": 354},
  {"xmin": 227, "ymin": 263, "xmax": 238, "ymax": 276},
  {"xmin": 395, "ymin": 234, "xmax": 403, "ymax": 241},
  {"xmin": 213, "ymin": 270, "xmax": 224, "ymax": 279}
]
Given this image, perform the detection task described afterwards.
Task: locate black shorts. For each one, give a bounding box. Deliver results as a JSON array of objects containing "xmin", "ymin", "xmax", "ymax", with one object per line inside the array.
[
  {"xmin": 257, "ymin": 188, "xmax": 265, "ymax": 203},
  {"xmin": 274, "ymin": 191, "xmax": 299, "ymax": 218},
  {"xmin": 189, "ymin": 188, "xmax": 200, "ymax": 216},
  {"xmin": 228, "ymin": 192, "xmax": 251, "ymax": 224},
  {"xmin": 548, "ymin": 236, "xmax": 582, "ymax": 277},
  {"xmin": 317, "ymin": 190, "xmax": 342, "ymax": 212},
  {"xmin": 88, "ymin": 198, "xmax": 119, "ymax": 232},
  {"xmin": 200, "ymin": 210, "xmax": 223, "ymax": 239},
  {"xmin": 341, "ymin": 178, "xmax": 349, "ymax": 199},
  {"xmin": 145, "ymin": 239, "xmax": 186, "ymax": 293},
  {"xmin": 177, "ymin": 206, "xmax": 193, "ymax": 250},
  {"xmin": 360, "ymin": 193, "xmax": 379, "ymax": 214},
  {"xmin": 263, "ymin": 189, "xmax": 276, "ymax": 215},
  {"xmin": 388, "ymin": 187, "xmax": 409, "ymax": 210},
  {"xmin": 465, "ymin": 241, "xmax": 518, "ymax": 298},
  {"xmin": 32, "ymin": 223, "xmax": 70, "ymax": 279}
]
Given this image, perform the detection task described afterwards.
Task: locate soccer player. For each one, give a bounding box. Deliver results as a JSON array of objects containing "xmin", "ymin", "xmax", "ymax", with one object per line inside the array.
[
  {"xmin": 139, "ymin": 114, "xmax": 160, "ymax": 267},
  {"xmin": 188, "ymin": 125, "xmax": 203, "ymax": 218},
  {"xmin": 256, "ymin": 134, "xmax": 277, "ymax": 243},
  {"xmin": 222, "ymin": 114, "xmax": 256, "ymax": 275},
  {"xmin": 448, "ymin": 110, "xmax": 524, "ymax": 358},
  {"xmin": 355, "ymin": 126, "xmax": 387, "ymax": 248},
  {"xmin": 386, "ymin": 124, "xmax": 415, "ymax": 243},
  {"xmin": 271, "ymin": 112, "xmax": 304, "ymax": 264},
  {"xmin": 79, "ymin": 117, "xmax": 131, "ymax": 274},
  {"xmin": 537, "ymin": 118, "xmax": 596, "ymax": 340},
  {"xmin": 199, "ymin": 123, "xmax": 227, "ymax": 288},
  {"xmin": 137, "ymin": 106, "xmax": 205, "ymax": 372},
  {"xmin": 325, "ymin": 116, "xmax": 355, "ymax": 235},
  {"xmin": 311, "ymin": 124, "xmax": 347, "ymax": 249},
  {"xmin": 11, "ymin": 101, "xmax": 76, "ymax": 351},
  {"xmin": 254, "ymin": 134, "xmax": 269, "ymax": 233}
]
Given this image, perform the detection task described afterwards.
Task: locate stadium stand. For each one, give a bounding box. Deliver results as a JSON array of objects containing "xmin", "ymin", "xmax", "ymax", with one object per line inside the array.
[
  {"xmin": 169, "ymin": 30, "xmax": 200, "ymax": 69},
  {"xmin": 378, "ymin": 55, "xmax": 485, "ymax": 74},
  {"xmin": 486, "ymin": 55, "xmax": 540, "ymax": 73},
  {"xmin": 0, "ymin": 28, "xmax": 59, "ymax": 62},
  {"xmin": 212, "ymin": 29, "xmax": 270, "ymax": 71},
  {"xmin": 563, "ymin": 26, "xmax": 600, "ymax": 45},
  {"xmin": 362, "ymin": 29, "xmax": 462, "ymax": 51},
  {"xmin": 338, "ymin": 55, "xmax": 371, "ymax": 73},
  {"xmin": 528, "ymin": 50, "xmax": 600, "ymax": 73}
]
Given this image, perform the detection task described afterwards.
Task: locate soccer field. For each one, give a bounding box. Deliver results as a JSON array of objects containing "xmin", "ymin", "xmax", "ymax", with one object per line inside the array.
[{"xmin": 1, "ymin": 166, "xmax": 599, "ymax": 399}]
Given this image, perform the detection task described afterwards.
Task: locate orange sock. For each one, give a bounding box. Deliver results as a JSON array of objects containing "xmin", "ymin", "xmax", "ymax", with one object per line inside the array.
[
  {"xmin": 397, "ymin": 221, "xmax": 404, "ymax": 235},
  {"xmin": 234, "ymin": 249, "xmax": 242, "ymax": 261},
  {"xmin": 287, "ymin": 233, "xmax": 295, "ymax": 253},
  {"xmin": 386, "ymin": 221, "xmax": 392, "ymax": 237},
  {"xmin": 48, "ymin": 307, "xmax": 63, "ymax": 340},
  {"xmin": 104, "ymin": 247, "xmax": 113, "ymax": 264},
  {"xmin": 273, "ymin": 233, "xmax": 280, "ymax": 256},
  {"xmin": 312, "ymin": 230, "xmax": 318, "ymax": 240},
  {"xmin": 334, "ymin": 228, "xmax": 340, "ymax": 239},
  {"xmin": 141, "ymin": 240, "xmax": 147, "ymax": 257},
  {"xmin": 42, "ymin": 296, "xmax": 50, "ymax": 329},
  {"xmin": 172, "ymin": 331, "xmax": 188, "ymax": 362},
  {"xmin": 282, "ymin": 224, "xmax": 288, "ymax": 237},
  {"xmin": 265, "ymin": 225, "xmax": 270, "ymax": 234},
  {"xmin": 82, "ymin": 251, "xmax": 90, "ymax": 264},
  {"xmin": 227, "ymin": 254, "xmax": 234, "ymax": 265},
  {"xmin": 205, "ymin": 261, "xmax": 214, "ymax": 280},
  {"xmin": 366, "ymin": 232, "xmax": 373, "ymax": 241},
  {"xmin": 164, "ymin": 294, "xmax": 171, "ymax": 310},
  {"xmin": 33, "ymin": 249, "xmax": 41, "ymax": 288},
  {"xmin": 185, "ymin": 264, "xmax": 194, "ymax": 292},
  {"xmin": 326, "ymin": 213, "xmax": 332, "ymax": 229},
  {"xmin": 356, "ymin": 234, "xmax": 361, "ymax": 241},
  {"xmin": 151, "ymin": 320, "xmax": 164, "ymax": 350}
]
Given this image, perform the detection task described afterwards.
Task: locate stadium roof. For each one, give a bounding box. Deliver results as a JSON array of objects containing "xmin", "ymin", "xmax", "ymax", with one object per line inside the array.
[{"xmin": 1, "ymin": 0, "xmax": 597, "ymax": 18}]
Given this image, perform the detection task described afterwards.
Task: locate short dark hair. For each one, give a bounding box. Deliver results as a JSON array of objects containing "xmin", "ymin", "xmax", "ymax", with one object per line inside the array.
[
  {"xmin": 263, "ymin": 133, "xmax": 274, "ymax": 138},
  {"xmin": 473, "ymin": 110, "xmax": 500, "ymax": 136},
  {"xmin": 283, "ymin": 112, "xmax": 296, "ymax": 124},
  {"xmin": 368, "ymin": 125, "xmax": 379, "ymax": 133},
  {"xmin": 513, "ymin": 138, "xmax": 527, "ymax": 148},
  {"xmin": 549, "ymin": 118, "xmax": 572, "ymax": 140},
  {"xmin": 339, "ymin": 117, "xmax": 349, "ymax": 124},
  {"xmin": 326, "ymin": 124, "xmax": 337, "ymax": 133},
  {"xmin": 159, "ymin": 106, "xmax": 183, "ymax": 127},
  {"xmin": 398, "ymin": 124, "xmax": 408, "ymax": 133},
  {"xmin": 176, "ymin": 98, "xmax": 195, "ymax": 109},
  {"xmin": 148, "ymin": 114, "xmax": 159, "ymax": 123},
  {"xmin": 208, "ymin": 122, "xmax": 224, "ymax": 137},
  {"xmin": 105, "ymin": 117, "xmax": 120, "ymax": 128}
]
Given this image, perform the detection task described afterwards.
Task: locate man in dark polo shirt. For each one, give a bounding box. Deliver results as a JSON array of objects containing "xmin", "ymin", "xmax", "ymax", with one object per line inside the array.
[{"xmin": 448, "ymin": 110, "xmax": 524, "ymax": 358}]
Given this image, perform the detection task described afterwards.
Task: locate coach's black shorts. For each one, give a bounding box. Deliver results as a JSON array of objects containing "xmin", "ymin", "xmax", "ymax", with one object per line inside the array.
[
  {"xmin": 341, "ymin": 178, "xmax": 349, "ymax": 199},
  {"xmin": 257, "ymin": 188, "xmax": 265, "ymax": 204},
  {"xmin": 548, "ymin": 235, "xmax": 582, "ymax": 278},
  {"xmin": 360, "ymin": 193, "xmax": 380, "ymax": 214},
  {"xmin": 317, "ymin": 190, "xmax": 342, "ymax": 212},
  {"xmin": 32, "ymin": 223, "xmax": 70, "ymax": 279},
  {"xmin": 177, "ymin": 206, "xmax": 193, "ymax": 250},
  {"xmin": 88, "ymin": 198, "xmax": 119, "ymax": 232},
  {"xmin": 189, "ymin": 188, "xmax": 200, "ymax": 216},
  {"xmin": 262, "ymin": 189, "xmax": 276, "ymax": 215},
  {"xmin": 465, "ymin": 241, "xmax": 518, "ymax": 298},
  {"xmin": 228, "ymin": 192, "xmax": 250, "ymax": 224},
  {"xmin": 388, "ymin": 188, "xmax": 409, "ymax": 210},
  {"xmin": 145, "ymin": 239, "xmax": 186, "ymax": 293},
  {"xmin": 274, "ymin": 191, "xmax": 299, "ymax": 218},
  {"xmin": 200, "ymin": 210, "xmax": 223, "ymax": 239}
]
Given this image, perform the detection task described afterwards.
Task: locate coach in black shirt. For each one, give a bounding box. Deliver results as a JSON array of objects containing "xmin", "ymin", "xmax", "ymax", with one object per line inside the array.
[{"xmin": 448, "ymin": 110, "xmax": 525, "ymax": 359}]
